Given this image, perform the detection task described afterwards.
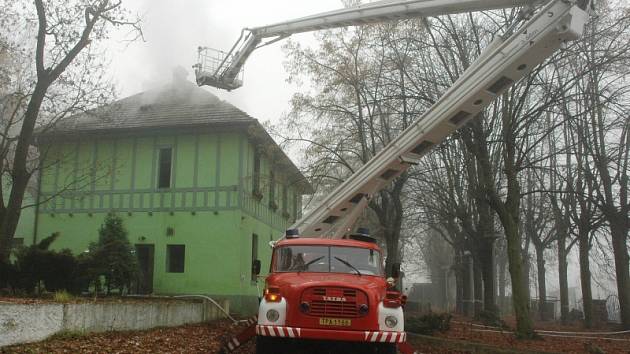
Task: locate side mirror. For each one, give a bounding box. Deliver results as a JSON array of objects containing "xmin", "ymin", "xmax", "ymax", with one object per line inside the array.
[
  {"xmin": 252, "ymin": 259, "xmax": 262, "ymax": 276},
  {"xmin": 391, "ymin": 263, "xmax": 401, "ymax": 279}
]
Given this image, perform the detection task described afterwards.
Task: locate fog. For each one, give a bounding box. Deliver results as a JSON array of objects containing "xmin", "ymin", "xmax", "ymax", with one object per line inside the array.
[{"xmin": 108, "ymin": 0, "xmax": 342, "ymax": 124}]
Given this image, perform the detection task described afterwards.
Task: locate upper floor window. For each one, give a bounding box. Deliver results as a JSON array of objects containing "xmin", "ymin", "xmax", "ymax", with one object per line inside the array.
[
  {"xmin": 269, "ymin": 170, "xmax": 276, "ymax": 202},
  {"xmin": 158, "ymin": 147, "xmax": 172, "ymax": 189},
  {"xmin": 293, "ymin": 193, "xmax": 300, "ymax": 221},
  {"xmin": 282, "ymin": 185, "xmax": 288, "ymax": 214},
  {"xmin": 253, "ymin": 150, "xmax": 261, "ymax": 195}
]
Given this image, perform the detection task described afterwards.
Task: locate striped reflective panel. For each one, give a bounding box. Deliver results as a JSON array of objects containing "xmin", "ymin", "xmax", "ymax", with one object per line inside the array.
[
  {"xmin": 256, "ymin": 325, "xmax": 301, "ymax": 338},
  {"xmin": 363, "ymin": 331, "xmax": 406, "ymax": 343}
]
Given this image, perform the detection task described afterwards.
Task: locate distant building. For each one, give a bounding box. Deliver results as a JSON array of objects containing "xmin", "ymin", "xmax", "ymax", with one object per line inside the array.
[{"xmin": 32, "ymin": 80, "xmax": 312, "ymax": 313}]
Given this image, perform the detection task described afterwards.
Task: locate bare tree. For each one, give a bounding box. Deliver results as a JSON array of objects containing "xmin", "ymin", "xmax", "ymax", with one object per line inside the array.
[
  {"xmin": 0, "ymin": 0, "xmax": 141, "ymax": 262},
  {"xmin": 557, "ymin": 0, "xmax": 630, "ymax": 327}
]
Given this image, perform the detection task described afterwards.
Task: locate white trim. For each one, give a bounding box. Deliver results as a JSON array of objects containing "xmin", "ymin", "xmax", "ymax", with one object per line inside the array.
[
  {"xmin": 257, "ymin": 297, "xmax": 287, "ymax": 326},
  {"xmin": 378, "ymin": 302, "xmax": 404, "ymax": 332}
]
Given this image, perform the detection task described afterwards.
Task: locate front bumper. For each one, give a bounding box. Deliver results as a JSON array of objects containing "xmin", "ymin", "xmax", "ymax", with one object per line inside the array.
[{"xmin": 256, "ymin": 325, "xmax": 406, "ymax": 343}]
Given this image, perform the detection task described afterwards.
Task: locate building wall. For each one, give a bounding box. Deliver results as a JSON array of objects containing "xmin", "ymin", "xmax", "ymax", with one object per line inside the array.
[{"xmin": 35, "ymin": 128, "xmax": 304, "ymax": 314}]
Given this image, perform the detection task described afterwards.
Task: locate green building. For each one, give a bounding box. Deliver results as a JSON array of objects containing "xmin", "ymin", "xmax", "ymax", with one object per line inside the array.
[{"xmin": 33, "ymin": 81, "xmax": 311, "ymax": 313}]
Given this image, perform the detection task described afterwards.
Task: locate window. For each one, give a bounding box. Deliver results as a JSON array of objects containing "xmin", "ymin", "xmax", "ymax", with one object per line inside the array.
[
  {"xmin": 292, "ymin": 193, "xmax": 299, "ymax": 220},
  {"xmin": 11, "ymin": 237, "xmax": 23, "ymax": 249},
  {"xmin": 253, "ymin": 151, "xmax": 261, "ymax": 195},
  {"xmin": 282, "ymin": 185, "xmax": 288, "ymax": 214},
  {"xmin": 273, "ymin": 245, "xmax": 383, "ymax": 276},
  {"xmin": 251, "ymin": 234, "xmax": 259, "ymax": 282},
  {"xmin": 158, "ymin": 147, "xmax": 172, "ymax": 189},
  {"xmin": 166, "ymin": 245, "xmax": 185, "ymax": 273},
  {"xmin": 269, "ymin": 170, "xmax": 276, "ymax": 207}
]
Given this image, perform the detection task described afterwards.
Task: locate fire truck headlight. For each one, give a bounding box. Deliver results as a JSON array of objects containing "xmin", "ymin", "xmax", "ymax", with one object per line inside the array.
[
  {"xmin": 359, "ymin": 304, "xmax": 369, "ymax": 315},
  {"xmin": 384, "ymin": 315, "xmax": 398, "ymax": 328},
  {"xmin": 266, "ymin": 309, "xmax": 280, "ymax": 322}
]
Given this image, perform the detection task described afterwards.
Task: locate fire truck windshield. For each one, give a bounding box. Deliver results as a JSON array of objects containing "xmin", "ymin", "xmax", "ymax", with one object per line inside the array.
[{"xmin": 273, "ymin": 245, "xmax": 384, "ymax": 276}]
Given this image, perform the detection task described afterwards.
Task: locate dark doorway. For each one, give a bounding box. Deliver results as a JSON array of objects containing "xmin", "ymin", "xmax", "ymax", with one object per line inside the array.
[{"xmin": 135, "ymin": 244, "xmax": 154, "ymax": 294}]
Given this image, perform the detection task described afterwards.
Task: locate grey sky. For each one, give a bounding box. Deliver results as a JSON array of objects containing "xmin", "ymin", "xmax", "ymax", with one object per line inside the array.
[{"xmin": 109, "ymin": 0, "xmax": 342, "ymax": 123}]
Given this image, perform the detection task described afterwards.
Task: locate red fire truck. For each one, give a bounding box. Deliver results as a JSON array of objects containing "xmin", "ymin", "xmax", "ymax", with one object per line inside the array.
[
  {"xmin": 197, "ymin": 1, "xmax": 591, "ymax": 353},
  {"xmin": 255, "ymin": 230, "xmax": 405, "ymax": 354}
]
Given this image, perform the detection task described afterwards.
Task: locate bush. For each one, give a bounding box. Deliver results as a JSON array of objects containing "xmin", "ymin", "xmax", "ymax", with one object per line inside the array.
[
  {"xmin": 476, "ymin": 309, "xmax": 508, "ymax": 329},
  {"xmin": 7, "ymin": 233, "xmax": 83, "ymax": 294},
  {"xmin": 0, "ymin": 259, "xmax": 17, "ymax": 289},
  {"xmin": 43, "ymin": 249, "xmax": 80, "ymax": 293},
  {"xmin": 2, "ymin": 215, "xmax": 138, "ymax": 296},
  {"xmin": 406, "ymin": 312, "xmax": 452, "ymax": 335},
  {"xmin": 88, "ymin": 213, "xmax": 138, "ymax": 294},
  {"xmin": 12, "ymin": 233, "xmax": 63, "ymax": 293}
]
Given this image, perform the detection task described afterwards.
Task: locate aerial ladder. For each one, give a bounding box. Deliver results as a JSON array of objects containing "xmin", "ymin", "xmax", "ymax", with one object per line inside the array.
[{"xmin": 196, "ymin": 0, "xmax": 592, "ymax": 353}]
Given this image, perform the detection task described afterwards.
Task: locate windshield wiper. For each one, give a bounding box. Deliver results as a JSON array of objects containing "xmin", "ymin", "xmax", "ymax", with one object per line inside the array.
[
  {"xmin": 334, "ymin": 256, "xmax": 362, "ymax": 276},
  {"xmin": 298, "ymin": 256, "xmax": 325, "ymax": 272}
]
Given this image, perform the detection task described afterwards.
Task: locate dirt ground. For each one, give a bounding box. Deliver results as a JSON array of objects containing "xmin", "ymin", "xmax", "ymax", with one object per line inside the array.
[{"xmin": 2, "ymin": 316, "xmax": 630, "ymax": 354}]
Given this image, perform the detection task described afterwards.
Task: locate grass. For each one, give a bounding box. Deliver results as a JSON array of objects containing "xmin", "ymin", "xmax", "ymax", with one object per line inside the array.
[
  {"xmin": 52, "ymin": 290, "xmax": 74, "ymax": 303},
  {"xmin": 47, "ymin": 330, "xmax": 88, "ymax": 341}
]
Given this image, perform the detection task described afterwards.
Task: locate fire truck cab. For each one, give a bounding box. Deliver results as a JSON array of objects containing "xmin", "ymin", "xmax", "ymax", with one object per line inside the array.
[{"xmin": 255, "ymin": 230, "xmax": 405, "ymax": 354}]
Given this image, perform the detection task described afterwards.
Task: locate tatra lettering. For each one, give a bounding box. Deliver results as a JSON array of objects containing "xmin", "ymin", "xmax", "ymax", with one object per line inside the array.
[{"xmin": 323, "ymin": 296, "xmax": 347, "ymax": 302}]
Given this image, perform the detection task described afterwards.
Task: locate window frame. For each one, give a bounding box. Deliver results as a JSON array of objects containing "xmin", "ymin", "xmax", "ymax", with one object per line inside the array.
[
  {"xmin": 157, "ymin": 146, "xmax": 173, "ymax": 189},
  {"xmin": 251, "ymin": 233, "xmax": 259, "ymax": 282},
  {"xmin": 252, "ymin": 150, "xmax": 261, "ymax": 195},
  {"xmin": 166, "ymin": 244, "xmax": 185, "ymax": 273}
]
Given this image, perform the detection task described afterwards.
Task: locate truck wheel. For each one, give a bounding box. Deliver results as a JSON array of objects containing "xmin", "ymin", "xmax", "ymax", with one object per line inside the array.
[
  {"xmin": 375, "ymin": 343, "xmax": 397, "ymax": 354},
  {"xmin": 256, "ymin": 336, "xmax": 289, "ymax": 354},
  {"xmin": 255, "ymin": 335, "xmax": 274, "ymax": 354}
]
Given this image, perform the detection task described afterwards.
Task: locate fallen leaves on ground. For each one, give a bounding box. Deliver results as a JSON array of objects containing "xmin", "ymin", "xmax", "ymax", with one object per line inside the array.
[
  {"xmin": 425, "ymin": 316, "xmax": 630, "ymax": 354},
  {"xmin": 2, "ymin": 320, "xmax": 254, "ymax": 354},
  {"xmin": 4, "ymin": 315, "xmax": 630, "ymax": 354}
]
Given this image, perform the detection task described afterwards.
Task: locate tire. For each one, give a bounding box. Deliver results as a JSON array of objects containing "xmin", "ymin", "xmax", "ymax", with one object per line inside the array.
[
  {"xmin": 255, "ymin": 335, "xmax": 274, "ymax": 354},
  {"xmin": 256, "ymin": 335, "xmax": 291, "ymax": 354},
  {"xmin": 375, "ymin": 343, "xmax": 397, "ymax": 354}
]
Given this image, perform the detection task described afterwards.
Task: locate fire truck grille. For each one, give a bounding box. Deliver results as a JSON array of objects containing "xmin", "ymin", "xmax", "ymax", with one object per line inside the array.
[
  {"xmin": 310, "ymin": 300, "xmax": 358, "ymax": 317},
  {"xmin": 303, "ymin": 287, "xmax": 367, "ymax": 318}
]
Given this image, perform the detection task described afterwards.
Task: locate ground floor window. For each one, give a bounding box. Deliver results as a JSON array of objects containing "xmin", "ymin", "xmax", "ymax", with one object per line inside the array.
[
  {"xmin": 11, "ymin": 237, "xmax": 23, "ymax": 249},
  {"xmin": 251, "ymin": 234, "xmax": 258, "ymax": 282},
  {"xmin": 166, "ymin": 245, "xmax": 185, "ymax": 273}
]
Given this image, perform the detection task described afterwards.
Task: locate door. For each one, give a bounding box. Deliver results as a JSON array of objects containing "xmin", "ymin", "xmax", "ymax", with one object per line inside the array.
[{"xmin": 135, "ymin": 244, "xmax": 154, "ymax": 294}]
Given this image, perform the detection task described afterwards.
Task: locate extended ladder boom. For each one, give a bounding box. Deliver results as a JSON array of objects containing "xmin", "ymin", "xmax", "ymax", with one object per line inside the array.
[
  {"xmin": 195, "ymin": 0, "xmax": 591, "ymax": 239},
  {"xmin": 290, "ymin": 0, "xmax": 590, "ymax": 238},
  {"xmin": 194, "ymin": 0, "xmax": 540, "ymax": 90}
]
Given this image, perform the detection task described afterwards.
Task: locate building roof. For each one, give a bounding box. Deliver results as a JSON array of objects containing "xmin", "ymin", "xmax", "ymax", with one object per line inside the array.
[
  {"xmin": 38, "ymin": 79, "xmax": 313, "ymax": 193},
  {"xmin": 46, "ymin": 80, "xmax": 253, "ymax": 133}
]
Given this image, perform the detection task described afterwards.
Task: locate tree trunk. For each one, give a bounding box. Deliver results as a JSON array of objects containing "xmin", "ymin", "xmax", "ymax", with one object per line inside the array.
[
  {"xmin": 535, "ymin": 244, "xmax": 547, "ymax": 321},
  {"xmin": 474, "ymin": 258, "xmax": 483, "ymax": 317},
  {"xmin": 498, "ymin": 249, "xmax": 507, "ymax": 315},
  {"xmin": 479, "ymin": 237, "xmax": 498, "ymax": 316},
  {"xmin": 503, "ymin": 216, "xmax": 534, "ymax": 337},
  {"xmin": 610, "ymin": 219, "xmax": 630, "ymax": 329},
  {"xmin": 557, "ymin": 233, "xmax": 570, "ymax": 324},
  {"xmin": 455, "ymin": 258, "xmax": 464, "ymax": 315},
  {"xmin": 522, "ymin": 251, "xmax": 531, "ymax": 305},
  {"xmin": 0, "ymin": 84, "xmax": 48, "ymax": 262},
  {"xmin": 462, "ymin": 254, "xmax": 473, "ymax": 317},
  {"xmin": 578, "ymin": 230, "xmax": 593, "ymax": 328}
]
